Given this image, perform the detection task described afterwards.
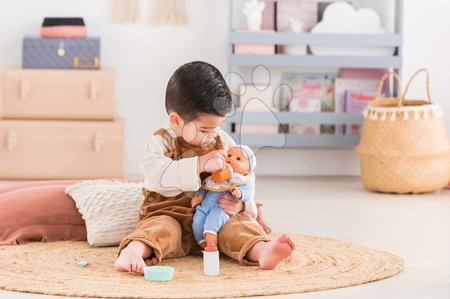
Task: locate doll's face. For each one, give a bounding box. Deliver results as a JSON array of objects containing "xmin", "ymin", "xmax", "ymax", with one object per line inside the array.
[{"xmin": 225, "ymin": 147, "xmax": 251, "ymax": 175}]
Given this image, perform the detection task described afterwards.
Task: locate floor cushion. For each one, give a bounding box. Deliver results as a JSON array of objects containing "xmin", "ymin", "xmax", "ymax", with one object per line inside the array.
[
  {"xmin": 65, "ymin": 180, "xmax": 143, "ymax": 246},
  {"xmin": 0, "ymin": 181, "xmax": 86, "ymax": 245}
]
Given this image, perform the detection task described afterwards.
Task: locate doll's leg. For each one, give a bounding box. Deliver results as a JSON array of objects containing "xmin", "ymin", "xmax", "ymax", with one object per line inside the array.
[
  {"xmin": 204, "ymin": 207, "xmax": 230, "ymax": 250},
  {"xmin": 192, "ymin": 209, "xmax": 208, "ymax": 247}
]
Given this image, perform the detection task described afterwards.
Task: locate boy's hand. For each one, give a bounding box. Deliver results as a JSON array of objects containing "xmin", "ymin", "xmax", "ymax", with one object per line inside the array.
[
  {"xmin": 219, "ymin": 193, "xmax": 244, "ymax": 216},
  {"xmin": 231, "ymin": 187, "xmax": 242, "ymax": 200},
  {"xmin": 191, "ymin": 194, "xmax": 204, "ymax": 207},
  {"xmin": 198, "ymin": 150, "xmax": 227, "ymax": 174}
]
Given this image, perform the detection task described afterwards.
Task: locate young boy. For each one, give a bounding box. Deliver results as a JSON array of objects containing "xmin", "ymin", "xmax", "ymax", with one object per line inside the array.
[{"xmin": 114, "ymin": 61, "xmax": 295, "ymax": 274}]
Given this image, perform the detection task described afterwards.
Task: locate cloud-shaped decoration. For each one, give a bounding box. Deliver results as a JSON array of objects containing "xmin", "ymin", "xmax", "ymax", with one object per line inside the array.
[{"xmin": 310, "ymin": 2, "xmax": 396, "ymax": 56}]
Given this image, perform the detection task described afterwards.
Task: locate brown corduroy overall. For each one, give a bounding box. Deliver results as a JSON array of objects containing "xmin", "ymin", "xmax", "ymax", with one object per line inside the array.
[{"xmin": 117, "ymin": 128, "xmax": 269, "ymax": 265}]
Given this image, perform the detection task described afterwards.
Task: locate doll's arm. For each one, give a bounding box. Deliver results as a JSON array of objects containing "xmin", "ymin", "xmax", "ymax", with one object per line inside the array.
[
  {"xmin": 230, "ymin": 183, "xmax": 252, "ymax": 202},
  {"xmin": 191, "ymin": 188, "xmax": 207, "ymax": 207},
  {"xmin": 242, "ymin": 172, "xmax": 257, "ymax": 219},
  {"xmin": 256, "ymin": 203, "xmax": 272, "ymax": 234}
]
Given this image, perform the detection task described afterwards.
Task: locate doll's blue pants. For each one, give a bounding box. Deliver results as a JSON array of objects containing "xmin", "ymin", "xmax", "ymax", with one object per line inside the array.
[{"xmin": 192, "ymin": 191, "xmax": 231, "ymax": 244}]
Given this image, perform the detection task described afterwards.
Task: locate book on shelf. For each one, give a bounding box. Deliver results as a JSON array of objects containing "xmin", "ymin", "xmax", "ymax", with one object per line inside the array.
[
  {"xmin": 319, "ymin": 76, "xmax": 336, "ymax": 135},
  {"xmin": 261, "ymin": 0, "xmax": 275, "ymax": 30},
  {"xmin": 334, "ymin": 78, "xmax": 379, "ymax": 114},
  {"xmin": 343, "ymin": 90, "xmax": 382, "ymax": 135},
  {"xmin": 280, "ymin": 72, "xmax": 336, "ymax": 135},
  {"xmin": 339, "ymin": 68, "xmax": 390, "ymax": 81},
  {"xmin": 289, "ymin": 95, "xmax": 320, "ymax": 135},
  {"xmin": 276, "ymin": 0, "xmax": 318, "ymax": 32},
  {"xmin": 334, "ymin": 77, "xmax": 379, "ymax": 134}
]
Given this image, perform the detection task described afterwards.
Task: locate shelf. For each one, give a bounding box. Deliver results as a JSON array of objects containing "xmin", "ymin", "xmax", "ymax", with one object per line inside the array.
[
  {"xmin": 228, "ymin": 0, "xmax": 403, "ymax": 149},
  {"xmin": 230, "ymin": 32, "xmax": 402, "ymax": 47},
  {"xmin": 226, "ymin": 111, "xmax": 363, "ymax": 149},
  {"xmin": 229, "ymin": 54, "xmax": 402, "ymax": 69},
  {"xmin": 228, "ymin": 133, "xmax": 361, "ymax": 149},
  {"xmin": 227, "ymin": 111, "xmax": 364, "ymax": 125}
]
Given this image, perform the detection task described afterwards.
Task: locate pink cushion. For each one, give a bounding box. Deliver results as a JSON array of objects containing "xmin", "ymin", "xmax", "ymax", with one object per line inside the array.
[
  {"xmin": 0, "ymin": 179, "xmax": 142, "ymax": 245},
  {"xmin": 0, "ymin": 181, "xmax": 86, "ymax": 245},
  {"xmin": 0, "ymin": 180, "xmax": 77, "ymax": 194}
]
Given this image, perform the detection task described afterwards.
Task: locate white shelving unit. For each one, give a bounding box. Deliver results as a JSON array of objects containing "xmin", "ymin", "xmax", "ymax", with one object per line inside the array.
[{"xmin": 225, "ymin": 0, "xmax": 403, "ymax": 148}]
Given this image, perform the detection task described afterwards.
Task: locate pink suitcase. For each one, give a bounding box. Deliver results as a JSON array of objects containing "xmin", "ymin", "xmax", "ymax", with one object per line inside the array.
[
  {"xmin": 0, "ymin": 119, "xmax": 125, "ymax": 179},
  {"xmin": 0, "ymin": 68, "xmax": 116, "ymax": 120}
]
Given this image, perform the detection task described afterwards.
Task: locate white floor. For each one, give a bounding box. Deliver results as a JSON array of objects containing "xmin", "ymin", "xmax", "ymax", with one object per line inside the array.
[{"xmin": 1, "ymin": 176, "xmax": 449, "ymax": 299}]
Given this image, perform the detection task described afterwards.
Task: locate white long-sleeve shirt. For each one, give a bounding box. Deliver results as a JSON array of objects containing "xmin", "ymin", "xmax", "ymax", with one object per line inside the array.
[{"xmin": 140, "ymin": 125, "xmax": 258, "ymax": 220}]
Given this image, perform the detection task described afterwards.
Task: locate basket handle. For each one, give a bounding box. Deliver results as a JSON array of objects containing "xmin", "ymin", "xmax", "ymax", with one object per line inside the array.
[
  {"xmin": 400, "ymin": 68, "xmax": 432, "ymax": 105},
  {"xmin": 375, "ymin": 71, "xmax": 402, "ymax": 104}
]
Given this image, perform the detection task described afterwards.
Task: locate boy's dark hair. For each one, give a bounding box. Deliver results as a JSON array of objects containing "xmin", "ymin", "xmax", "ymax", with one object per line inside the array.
[{"xmin": 165, "ymin": 61, "xmax": 232, "ymax": 121}]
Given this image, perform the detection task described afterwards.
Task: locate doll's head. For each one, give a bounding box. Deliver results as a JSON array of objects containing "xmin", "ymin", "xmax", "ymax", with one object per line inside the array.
[
  {"xmin": 212, "ymin": 145, "xmax": 256, "ymax": 183},
  {"xmin": 225, "ymin": 145, "xmax": 256, "ymax": 175}
]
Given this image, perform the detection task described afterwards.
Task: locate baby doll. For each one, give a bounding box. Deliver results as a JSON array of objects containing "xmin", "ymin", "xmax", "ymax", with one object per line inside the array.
[{"xmin": 191, "ymin": 145, "xmax": 256, "ymax": 251}]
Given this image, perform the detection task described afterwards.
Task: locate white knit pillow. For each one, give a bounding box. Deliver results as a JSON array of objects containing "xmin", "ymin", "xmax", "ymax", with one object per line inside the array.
[{"xmin": 65, "ymin": 180, "xmax": 143, "ymax": 246}]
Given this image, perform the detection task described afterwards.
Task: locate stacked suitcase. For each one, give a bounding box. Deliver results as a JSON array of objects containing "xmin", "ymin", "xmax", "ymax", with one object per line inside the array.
[{"xmin": 0, "ymin": 18, "xmax": 125, "ymax": 179}]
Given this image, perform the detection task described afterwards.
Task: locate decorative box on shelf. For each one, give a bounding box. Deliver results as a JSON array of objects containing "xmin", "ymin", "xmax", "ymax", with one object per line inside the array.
[{"xmin": 233, "ymin": 29, "xmax": 275, "ymax": 55}]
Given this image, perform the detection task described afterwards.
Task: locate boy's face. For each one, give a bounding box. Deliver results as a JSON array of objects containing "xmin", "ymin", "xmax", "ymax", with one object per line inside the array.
[
  {"xmin": 225, "ymin": 147, "xmax": 250, "ymax": 175},
  {"xmin": 175, "ymin": 114, "xmax": 225, "ymax": 148}
]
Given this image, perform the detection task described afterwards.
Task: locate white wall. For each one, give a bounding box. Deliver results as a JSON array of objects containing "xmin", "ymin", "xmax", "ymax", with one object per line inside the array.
[{"xmin": 0, "ymin": 0, "xmax": 449, "ymax": 177}]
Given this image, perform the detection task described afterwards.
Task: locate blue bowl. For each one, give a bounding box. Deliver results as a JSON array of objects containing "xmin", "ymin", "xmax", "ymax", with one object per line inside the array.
[{"xmin": 144, "ymin": 266, "xmax": 174, "ymax": 282}]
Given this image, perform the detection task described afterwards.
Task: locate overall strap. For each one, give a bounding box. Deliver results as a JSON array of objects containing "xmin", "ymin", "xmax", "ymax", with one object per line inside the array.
[{"xmin": 153, "ymin": 128, "xmax": 179, "ymax": 160}]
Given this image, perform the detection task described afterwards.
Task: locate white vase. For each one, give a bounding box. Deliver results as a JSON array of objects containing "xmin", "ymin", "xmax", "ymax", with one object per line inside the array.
[
  {"xmin": 246, "ymin": 12, "xmax": 262, "ymax": 31},
  {"xmin": 285, "ymin": 18, "xmax": 306, "ymax": 55}
]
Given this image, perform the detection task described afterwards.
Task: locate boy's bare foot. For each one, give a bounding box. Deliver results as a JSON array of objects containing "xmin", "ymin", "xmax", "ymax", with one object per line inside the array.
[
  {"xmin": 114, "ymin": 247, "xmax": 147, "ymax": 275},
  {"xmin": 258, "ymin": 234, "xmax": 296, "ymax": 270}
]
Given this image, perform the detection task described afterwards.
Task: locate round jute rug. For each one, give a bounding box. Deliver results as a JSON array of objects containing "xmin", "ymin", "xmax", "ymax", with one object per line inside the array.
[{"xmin": 0, "ymin": 234, "xmax": 403, "ymax": 298}]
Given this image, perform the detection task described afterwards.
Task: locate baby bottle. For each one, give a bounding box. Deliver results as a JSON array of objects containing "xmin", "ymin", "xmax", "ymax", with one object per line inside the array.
[{"xmin": 203, "ymin": 244, "xmax": 220, "ymax": 276}]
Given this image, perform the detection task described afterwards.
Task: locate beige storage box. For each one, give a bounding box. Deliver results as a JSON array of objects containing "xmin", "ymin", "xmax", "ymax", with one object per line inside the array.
[
  {"xmin": 0, "ymin": 68, "xmax": 116, "ymax": 120},
  {"xmin": 0, "ymin": 119, "xmax": 125, "ymax": 179}
]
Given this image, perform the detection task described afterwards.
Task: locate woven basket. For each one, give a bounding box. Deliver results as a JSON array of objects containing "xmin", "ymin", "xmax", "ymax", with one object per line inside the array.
[{"xmin": 356, "ymin": 69, "xmax": 450, "ymax": 194}]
